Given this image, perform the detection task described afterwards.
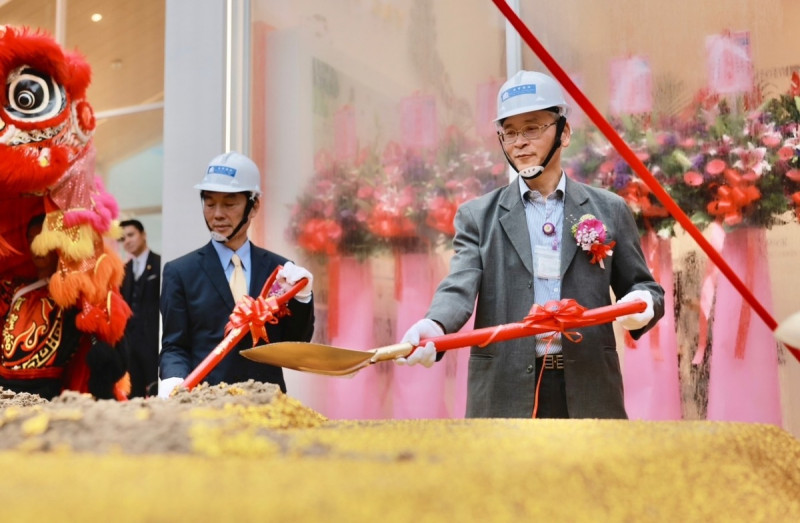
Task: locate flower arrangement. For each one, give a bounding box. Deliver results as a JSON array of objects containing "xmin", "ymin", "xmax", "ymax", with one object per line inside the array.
[
  {"xmin": 420, "ymin": 126, "xmax": 507, "ymax": 242},
  {"xmin": 286, "ymin": 148, "xmax": 380, "ymax": 260},
  {"xmin": 365, "ymin": 141, "xmax": 435, "ymax": 252},
  {"xmin": 762, "ymin": 71, "xmax": 800, "ymax": 220},
  {"xmin": 565, "ymin": 119, "xmax": 674, "ymax": 236},
  {"xmin": 571, "ymin": 214, "xmax": 615, "ymax": 268},
  {"xmin": 673, "ymin": 88, "xmax": 790, "ymax": 230},
  {"xmin": 287, "ymin": 126, "xmax": 508, "ymax": 259},
  {"xmin": 564, "ymin": 72, "xmax": 800, "ymax": 235}
]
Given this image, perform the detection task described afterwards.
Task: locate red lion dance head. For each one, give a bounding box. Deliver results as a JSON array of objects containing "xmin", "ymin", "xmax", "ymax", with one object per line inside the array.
[{"xmin": 0, "ymin": 25, "xmax": 129, "ymax": 344}]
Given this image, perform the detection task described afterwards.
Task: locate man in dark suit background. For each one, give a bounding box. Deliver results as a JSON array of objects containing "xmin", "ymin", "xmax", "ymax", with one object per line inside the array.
[
  {"xmin": 158, "ymin": 152, "xmax": 315, "ymax": 398},
  {"xmin": 120, "ymin": 218, "xmax": 161, "ymax": 398},
  {"xmin": 397, "ymin": 71, "xmax": 664, "ymax": 419}
]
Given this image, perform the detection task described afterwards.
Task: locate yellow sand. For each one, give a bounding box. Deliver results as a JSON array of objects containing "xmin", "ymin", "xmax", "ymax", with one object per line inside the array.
[{"xmin": 2, "ymin": 418, "xmax": 799, "ymax": 522}]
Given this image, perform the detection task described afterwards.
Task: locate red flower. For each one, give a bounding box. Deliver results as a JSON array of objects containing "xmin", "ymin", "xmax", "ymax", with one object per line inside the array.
[
  {"xmin": 297, "ymin": 218, "xmax": 342, "ymax": 255},
  {"xmin": 778, "ymin": 146, "xmax": 795, "ymax": 162},
  {"xmin": 425, "ymin": 196, "xmax": 457, "ymax": 236},
  {"xmin": 705, "ymin": 158, "xmax": 727, "ymax": 176},
  {"xmin": 791, "ymin": 192, "xmax": 800, "ymax": 221},
  {"xmin": 683, "ymin": 171, "xmax": 704, "ymax": 187},
  {"xmin": 367, "ymin": 205, "xmax": 417, "ymax": 238}
]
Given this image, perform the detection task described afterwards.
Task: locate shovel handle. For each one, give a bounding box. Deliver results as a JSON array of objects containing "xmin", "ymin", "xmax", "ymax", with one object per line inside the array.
[
  {"xmin": 418, "ymin": 300, "xmax": 646, "ymax": 352},
  {"xmin": 180, "ymin": 266, "xmax": 308, "ymax": 391},
  {"xmin": 371, "ymin": 342, "xmax": 416, "ymax": 362}
]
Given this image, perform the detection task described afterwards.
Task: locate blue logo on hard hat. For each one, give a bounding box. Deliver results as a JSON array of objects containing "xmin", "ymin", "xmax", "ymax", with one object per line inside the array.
[
  {"xmin": 501, "ymin": 84, "xmax": 537, "ymax": 101},
  {"xmin": 208, "ymin": 165, "xmax": 237, "ymax": 177}
]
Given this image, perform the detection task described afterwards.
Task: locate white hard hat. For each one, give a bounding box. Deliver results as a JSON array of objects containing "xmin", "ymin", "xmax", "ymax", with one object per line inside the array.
[
  {"xmin": 194, "ymin": 151, "xmax": 262, "ymax": 196},
  {"xmin": 495, "ymin": 71, "xmax": 569, "ymax": 122}
]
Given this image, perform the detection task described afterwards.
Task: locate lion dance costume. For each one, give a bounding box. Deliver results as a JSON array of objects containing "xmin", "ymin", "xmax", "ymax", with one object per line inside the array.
[{"xmin": 0, "ymin": 26, "xmax": 130, "ymax": 399}]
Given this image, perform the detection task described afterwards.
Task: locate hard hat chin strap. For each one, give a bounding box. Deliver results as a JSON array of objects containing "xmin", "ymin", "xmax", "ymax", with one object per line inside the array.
[
  {"xmin": 202, "ymin": 192, "xmax": 257, "ymax": 243},
  {"xmin": 501, "ymin": 116, "xmax": 567, "ymax": 180}
]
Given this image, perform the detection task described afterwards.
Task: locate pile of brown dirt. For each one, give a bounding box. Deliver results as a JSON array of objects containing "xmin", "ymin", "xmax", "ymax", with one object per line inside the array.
[{"xmin": 0, "ymin": 380, "xmax": 325, "ymax": 454}]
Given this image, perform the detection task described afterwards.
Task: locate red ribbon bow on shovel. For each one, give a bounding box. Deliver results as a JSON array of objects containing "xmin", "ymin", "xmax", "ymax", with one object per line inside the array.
[
  {"xmin": 179, "ymin": 266, "xmax": 308, "ymax": 391},
  {"xmin": 521, "ymin": 299, "xmax": 590, "ymax": 343},
  {"xmin": 224, "ymin": 295, "xmax": 288, "ymax": 346}
]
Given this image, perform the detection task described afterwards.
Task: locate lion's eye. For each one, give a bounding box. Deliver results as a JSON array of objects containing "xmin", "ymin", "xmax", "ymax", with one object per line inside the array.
[{"xmin": 6, "ymin": 66, "xmax": 65, "ymax": 121}]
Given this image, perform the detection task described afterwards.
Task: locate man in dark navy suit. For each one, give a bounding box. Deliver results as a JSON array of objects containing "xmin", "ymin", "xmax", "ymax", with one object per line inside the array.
[
  {"xmin": 158, "ymin": 152, "xmax": 315, "ymax": 398},
  {"xmin": 120, "ymin": 219, "xmax": 161, "ymax": 398}
]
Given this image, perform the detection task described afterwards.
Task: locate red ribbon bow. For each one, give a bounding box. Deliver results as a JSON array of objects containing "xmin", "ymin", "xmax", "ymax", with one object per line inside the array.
[
  {"xmin": 707, "ymin": 169, "xmax": 761, "ymax": 226},
  {"xmin": 791, "ymin": 191, "xmax": 800, "ymax": 221},
  {"xmin": 618, "ymin": 181, "xmax": 669, "ymax": 218},
  {"xmin": 519, "ymin": 299, "xmax": 590, "ymax": 343},
  {"xmin": 224, "ymin": 295, "xmax": 289, "ymax": 346},
  {"xmin": 588, "ymin": 241, "xmax": 616, "ymax": 267}
]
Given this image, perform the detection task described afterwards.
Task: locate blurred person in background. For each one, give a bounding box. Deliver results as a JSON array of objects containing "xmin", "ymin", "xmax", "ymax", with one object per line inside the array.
[{"xmin": 120, "ymin": 219, "xmax": 161, "ymax": 398}]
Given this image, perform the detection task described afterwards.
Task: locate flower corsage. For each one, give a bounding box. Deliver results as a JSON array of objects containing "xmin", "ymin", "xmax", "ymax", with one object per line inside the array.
[{"xmin": 571, "ymin": 214, "xmax": 615, "ymax": 269}]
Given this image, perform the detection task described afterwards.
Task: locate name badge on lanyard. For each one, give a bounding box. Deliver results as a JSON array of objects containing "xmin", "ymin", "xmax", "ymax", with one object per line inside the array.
[{"xmin": 534, "ymin": 244, "xmax": 561, "ymax": 280}]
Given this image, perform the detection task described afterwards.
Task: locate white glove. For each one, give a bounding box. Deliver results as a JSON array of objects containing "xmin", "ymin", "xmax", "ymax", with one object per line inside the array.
[
  {"xmin": 395, "ymin": 319, "xmax": 443, "ymax": 368},
  {"xmin": 616, "ymin": 290, "xmax": 654, "ymax": 330},
  {"xmin": 158, "ymin": 377, "xmax": 184, "ymax": 399},
  {"xmin": 277, "ymin": 261, "xmax": 313, "ymax": 302},
  {"xmin": 775, "ymin": 311, "xmax": 800, "ymax": 348}
]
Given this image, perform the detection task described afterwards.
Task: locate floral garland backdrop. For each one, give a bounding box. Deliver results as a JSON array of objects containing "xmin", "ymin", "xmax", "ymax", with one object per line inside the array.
[
  {"xmin": 563, "ymin": 72, "xmax": 799, "ymax": 423},
  {"xmin": 564, "ymin": 71, "xmax": 800, "ymax": 236}
]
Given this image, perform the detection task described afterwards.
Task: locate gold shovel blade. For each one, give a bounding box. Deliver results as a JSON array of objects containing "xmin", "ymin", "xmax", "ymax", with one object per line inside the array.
[{"xmin": 240, "ymin": 342, "xmax": 376, "ymax": 376}]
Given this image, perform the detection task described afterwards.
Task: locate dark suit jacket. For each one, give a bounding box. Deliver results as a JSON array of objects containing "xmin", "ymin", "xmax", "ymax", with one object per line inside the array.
[
  {"xmin": 159, "ymin": 242, "xmax": 314, "ymax": 391},
  {"xmin": 427, "ymin": 176, "xmax": 664, "ymax": 419},
  {"xmin": 120, "ymin": 250, "xmax": 161, "ymax": 397}
]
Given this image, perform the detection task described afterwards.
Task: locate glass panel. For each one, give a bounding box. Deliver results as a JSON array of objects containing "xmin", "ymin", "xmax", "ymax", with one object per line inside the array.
[
  {"xmin": 249, "ymin": 0, "xmax": 799, "ymax": 428},
  {"xmin": 249, "ymin": 0, "xmax": 506, "ymax": 418},
  {"xmin": 517, "ymin": 1, "xmax": 799, "ymax": 427}
]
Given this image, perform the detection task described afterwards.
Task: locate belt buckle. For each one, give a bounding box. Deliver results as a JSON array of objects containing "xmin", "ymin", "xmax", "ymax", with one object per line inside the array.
[{"xmin": 544, "ymin": 354, "xmax": 564, "ymax": 370}]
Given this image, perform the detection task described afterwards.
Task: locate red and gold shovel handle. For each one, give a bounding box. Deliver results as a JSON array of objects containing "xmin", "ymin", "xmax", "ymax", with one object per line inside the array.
[
  {"xmin": 417, "ymin": 299, "xmax": 646, "ymax": 353},
  {"xmin": 373, "ymin": 299, "xmax": 648, "ymax": 363}
]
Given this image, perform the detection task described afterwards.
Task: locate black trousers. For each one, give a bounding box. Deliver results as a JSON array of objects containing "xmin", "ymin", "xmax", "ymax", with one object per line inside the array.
[{"xmin": 534, "ymin": 355, "xmax": 569, "ymax": 419}]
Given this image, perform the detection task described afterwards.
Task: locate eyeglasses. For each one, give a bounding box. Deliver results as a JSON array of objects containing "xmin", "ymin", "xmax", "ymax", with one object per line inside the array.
[{"xmin": 498, "ymin": 121, "xmax": 558, "ymax": 144}]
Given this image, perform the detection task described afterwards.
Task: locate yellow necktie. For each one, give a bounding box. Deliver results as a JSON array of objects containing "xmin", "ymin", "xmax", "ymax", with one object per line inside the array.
[{"xmin": 230, "ymin": 254, "xmax": 248, "ymax": 303}]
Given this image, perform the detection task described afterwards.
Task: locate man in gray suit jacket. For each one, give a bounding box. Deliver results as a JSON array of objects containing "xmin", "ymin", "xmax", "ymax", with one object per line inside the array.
[{"xmin": 397, "ymin": 71, "xmax": 664, "ymax": 419}]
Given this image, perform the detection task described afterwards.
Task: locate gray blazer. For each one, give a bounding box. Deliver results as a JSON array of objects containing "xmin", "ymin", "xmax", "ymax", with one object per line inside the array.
[{"xmin": 427, "ymin": 176, "xmax": 664, "ymax": 419}]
